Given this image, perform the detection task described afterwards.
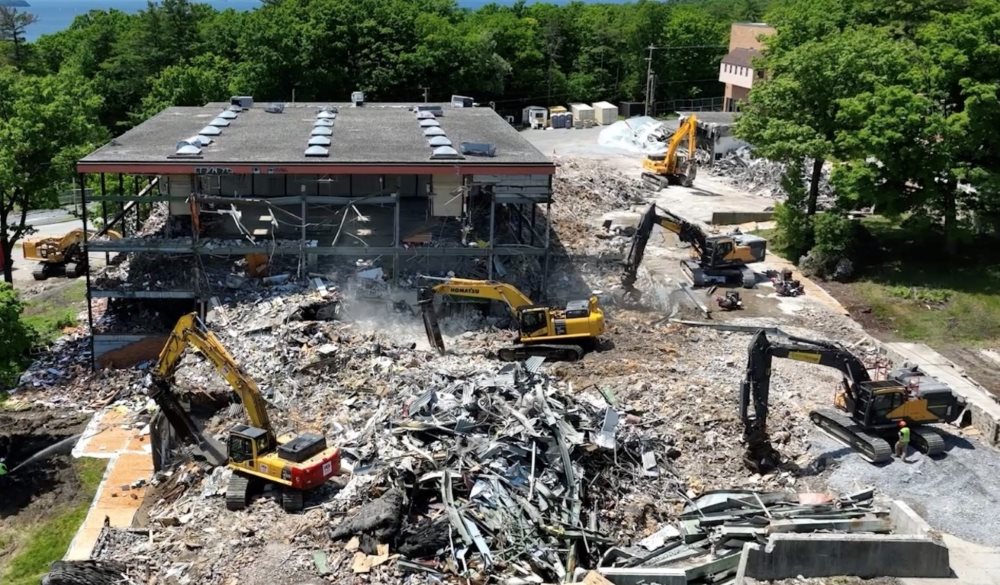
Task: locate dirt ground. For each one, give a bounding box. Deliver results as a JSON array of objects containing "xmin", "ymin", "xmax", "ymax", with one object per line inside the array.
[{"xmin": 0, "ymin": 409, "xmax": 91, "ymax": 571}]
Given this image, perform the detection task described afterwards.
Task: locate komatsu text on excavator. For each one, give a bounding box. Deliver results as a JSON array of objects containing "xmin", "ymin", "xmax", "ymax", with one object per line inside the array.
[
  {"xmin": 622, "ymin": 204, "xmax": 766, "ymax": 290},
  {"xmin": 419, "ymin": 278, "xmax": 605, "ymax": 362},
  {"xmin": 740, "ymin": 330, "xmax": 965, "ymax": 472},
  {"xmin": 641, "ymin": 114, "xmax": 698, "ymax": 189},
  {"xmin": 148, "ymin": 313, "xmax": 341, "ymax": 512}
]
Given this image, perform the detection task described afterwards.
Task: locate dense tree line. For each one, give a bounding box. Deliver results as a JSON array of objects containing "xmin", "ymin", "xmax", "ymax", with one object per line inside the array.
[{"xmin": 738, "ymin": 0, "xmax": 1000, "ymax": 265}]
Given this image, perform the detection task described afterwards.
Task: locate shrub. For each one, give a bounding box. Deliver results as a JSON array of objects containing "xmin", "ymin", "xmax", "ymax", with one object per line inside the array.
[{"xmin": 0, "ymin": 284, "xmax": 33, "ymax": 388}]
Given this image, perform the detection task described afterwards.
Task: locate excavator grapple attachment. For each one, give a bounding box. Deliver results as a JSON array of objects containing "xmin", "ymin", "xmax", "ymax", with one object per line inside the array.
[{"xmin": 418, "ymin": 288, "xmax": 446, "ymax": 354}]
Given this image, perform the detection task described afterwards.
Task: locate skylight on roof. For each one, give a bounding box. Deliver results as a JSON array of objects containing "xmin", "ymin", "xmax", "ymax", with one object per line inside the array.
[
  {"xmin": 423, "ymin": 127, "xmax": 446, "ymax": 136},
  {"xmin": 311, "ymin": 126, "xmax": 333, "ymax": 136},
  {"xmin": 186, "ymin": 135, "xmax": 212, "ymax": 147},
  {"xmin": 416, "ymin": 111, "xmax": 435, "ymax": 120},
  {"xmin": 419, "ymin": 119, "xmax": 441, "ymax": 127},
  {"xmin": 219, "ymin": 110, "xmax": 238, "ymax": 120},
  {"xmin": 428, "ymin": 136, "xmax": 452, "ymax": 147},
  {"xmin": 305, "ymin": 145, "xmax": 329, "ymax": 157},
  {"xmin": 174, "ymin": 141, "xmax": 202, "ymax": 156},
  {"xmin": 308, "ymin": 136, "xmax": 332, "ymax": 146},
  {"xmin": 199, "ymin": 125, "xmax": 222, "ymax": 136},
  {"xmin": 430, "ymin": 146, "xmax": 462, "ymax": 159},
  {"xmin": 316, "ymin": 110, "xmax": 336, "ymax": 119},
  {"xmin": 209, "ymin": 117, "xmax": 230, "ymax": 127},
  {"xmin": 313, "ymin": 118, "xmax": 334, "ymax": 127}
]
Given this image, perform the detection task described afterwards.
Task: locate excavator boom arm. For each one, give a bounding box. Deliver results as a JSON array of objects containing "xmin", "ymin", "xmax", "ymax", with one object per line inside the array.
[
  {"xmin": 622, "ymin": 204, "xmax": 707, "ymax": 288},
  {"xmin": 154, "ymin": 313, "xmax": 274, "ymax": 436},
  {"xmin": 665, "ymin": 115, "xmax": 697, "ymax": 173},
  {"xmin": 420, "ymin": 278, "xmax": 535, "ymax": 315},
  {"xmin": 740, "ymin": 330, "xmax": 872, "ymax": 434}
]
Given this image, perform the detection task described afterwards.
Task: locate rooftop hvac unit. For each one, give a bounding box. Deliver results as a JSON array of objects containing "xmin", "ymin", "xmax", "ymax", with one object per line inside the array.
[
  {"xmin": 451, "ymin": 95, "xmax": 474, "ymax": 108},
  {"xmin": 351, "ymin": 91, "xmax": 364, "ymax": 107},
  {"xmin": 230, "ymin": 95, "xmax": 254, "ymax": 110}
]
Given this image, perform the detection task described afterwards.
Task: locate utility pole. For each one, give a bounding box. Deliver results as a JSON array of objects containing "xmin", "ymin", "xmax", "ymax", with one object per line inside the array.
[
  {"xmin": 644, "ymin": 44, "xmax": 656, "ymax": 117},
  {"xmin": 421, "ymin": 87, "xmax": 429, "ymax": 103}
]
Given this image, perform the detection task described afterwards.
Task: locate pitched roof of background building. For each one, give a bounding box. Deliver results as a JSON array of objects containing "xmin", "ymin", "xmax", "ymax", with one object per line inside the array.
[{"xmin": 722, "ymin": 47, "xmax": 762, "ymax": 68}]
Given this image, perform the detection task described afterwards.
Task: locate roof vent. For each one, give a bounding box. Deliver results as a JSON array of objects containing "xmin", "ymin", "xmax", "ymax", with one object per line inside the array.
[
  {"xmin": 308, "ymin": 135, "xmax": 332, "ymax": 146},
  {"xmin": 209, "ymin": 117, "xmax": 231, "ymax": 127},
  {"xmin": 419, "ymin": 119, "xmax": 440, "ymax": 128},
  {"xmin": 430, "ymin": 145, "xmax": 462, "ymax": 159},
  {"xmin": 316, "ymin": 110, "xmax": 336, "ymax": 120},
  {"xmin": 423, "ymin": 127, "xmax": 446, "ymax": 137},
  {"xmin": 311, "ymin": 126, "xmax": 333, "ymax": 136},
  {"xmin": 199, "ymin": 125, "xmax": 222, "ymax": 136},
  {"xmin": 313, "ymin": 118, "xmax": 334, "ymax": 127},
  {"xmin": 305, "ymin": 145, "xmax": 329, "ymax": 157},
  {"xmin": 428, "ymin": 136, "xmax": 452, "ymax": 147},
  {"xmin": 265, "ymin": 103, "xmax": 285, "ymax": 114},
  {"xmin": 351, "ymin": 91, "xmax": 364, "ymax": 107},
  {"xmin": 174, "ymin": 141, "xmax": 202, "ymax": 156},
  {"xmin": 219, "ymin": 110, "xmax": 238, "ymax": 120},
  {"xmin": 460, "ymin": 142, "xmax": 496, "ymax": 157},
  {"xmin": 230, "ymin": 95, "xmax": 254, "ymax": 110},
  {"xmin": 416, "ymin": 111, "xmax": 435, "ymax": 120}
]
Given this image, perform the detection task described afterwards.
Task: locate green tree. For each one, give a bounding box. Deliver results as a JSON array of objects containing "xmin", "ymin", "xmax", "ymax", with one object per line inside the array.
[
  {"xmin": 0, "ymin": 68, "xmax": 105, "ymax": 283},
  {"xmin": 139, "ymin": 54, "xmax": 235, "ymax": 119},
  {"xmin": 736, "ymin": 27, "xmax": 912, "ymax": 215},
  {"xmin": 833, "ymin": 0, "xmax": 1000, "ymax": 254},
  {"xmin": 0, "ymin": 282, "xmax": 32, "ymax": 388},
  {"xmin": 0, "ymin": 5, "xmax": 37, "ymax": 67}
]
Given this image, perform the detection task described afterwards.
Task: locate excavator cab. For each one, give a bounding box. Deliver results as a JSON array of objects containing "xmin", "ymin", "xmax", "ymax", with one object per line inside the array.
[
  {"xmin": 518, "ymin": 307, "xmax": 551, "ymax": 337},
  {"xmin": 227, "ymin": 425, "xmax": 268, "ymax": 467}
]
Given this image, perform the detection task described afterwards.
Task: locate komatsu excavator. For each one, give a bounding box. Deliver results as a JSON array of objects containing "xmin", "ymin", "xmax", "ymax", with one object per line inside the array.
[
  {"xmin": 418, "ymin": 278, "xmax": 605, "ymax": 362},
  {"xmin": 740, "ymin": 330, "xmax": 965, "ymax": 472},
  {"xmin": 622, "ymin": 204, "xmax": 766, "ymax": 290},
  {"xmin": 641, "ymin": 114, "xmax": 698, "ymax": 189},
  {"xmin": 148, "ymin": 313, "xmax": 340, "ymax": 512}
]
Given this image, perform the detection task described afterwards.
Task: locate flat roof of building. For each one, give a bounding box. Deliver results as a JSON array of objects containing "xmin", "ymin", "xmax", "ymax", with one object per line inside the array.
[{"xmin": 79, "ymin": 102, "xmax": 553, "ymax": 174}]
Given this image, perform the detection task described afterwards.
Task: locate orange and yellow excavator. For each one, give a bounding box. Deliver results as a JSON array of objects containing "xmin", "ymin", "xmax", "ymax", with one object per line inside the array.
[
  {"xmin": 641, "ymin": 114, "xmax": 698, "ymax": 189},
  {"xmin": 22, "ymin": 228, "xmax": 122, "ymax": 280},
  {"xmin": 149, "ymin": 313, "xmax": 340, "ymax": 512}
]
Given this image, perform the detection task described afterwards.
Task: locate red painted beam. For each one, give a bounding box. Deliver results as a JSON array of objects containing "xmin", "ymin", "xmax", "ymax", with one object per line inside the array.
[{"xmin": 75, "ymin": 162, "xmax": 556, "ymax": 176}]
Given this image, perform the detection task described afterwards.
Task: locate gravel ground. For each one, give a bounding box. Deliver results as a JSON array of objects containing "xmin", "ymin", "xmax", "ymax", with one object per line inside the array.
[{"xmin": 816, "ymin": 430, "xmax": 1000, "ymax": 546}]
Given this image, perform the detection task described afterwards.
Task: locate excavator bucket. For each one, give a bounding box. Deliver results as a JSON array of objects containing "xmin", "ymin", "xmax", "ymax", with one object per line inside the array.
[
  {"xmin": 147, "ymin": 378, "xmax": 227, "ymax": 466},
  {"xmin": 417, "ymin": 287, "xmax": 446, "ymax": 354}
]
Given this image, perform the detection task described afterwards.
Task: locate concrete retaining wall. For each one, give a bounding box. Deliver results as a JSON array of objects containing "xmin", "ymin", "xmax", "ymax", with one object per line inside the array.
[
  {"xmin": 890, "ymin": 499, "xmax": 934, "ymax": 537},
  {"xmin": 736, "ymin": 534, "xmax": 951, "ymax": 582},
  {"xmin": 710, "ymin": 211, "xmax": 774, "ymax": 225}
]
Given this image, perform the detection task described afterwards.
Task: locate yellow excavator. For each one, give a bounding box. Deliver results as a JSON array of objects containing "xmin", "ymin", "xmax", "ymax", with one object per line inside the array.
[
  {"xmin": 621, "ymin": 204, "xmax": 766, "ymax": 289},
  {"xmin": 740, "ymin": 330, "xmax": 965, "ymax": 472},
  {"xmin": 641, "ymin": 114, "xmax": 698, "ymax": 189},
  {"xmin": 418, "ymin": 278, "xmax": 605, "ymax": 361},
  {"xmin": 148, "ymin": 313, "xmax": 340, "ymax": 512},
  {"xmin": 22, "ymin": 228, "xmax": 122, "ymax": 280}
]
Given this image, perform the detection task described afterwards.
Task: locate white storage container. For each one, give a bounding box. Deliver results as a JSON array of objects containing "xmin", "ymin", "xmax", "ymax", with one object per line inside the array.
[
  {"xmin": 592, "ymin": 101, "xmax": 618, "ymax": 125},
  {"xmin": 570, "ymin": 103, "xmax": 595, "ymax": 122}
]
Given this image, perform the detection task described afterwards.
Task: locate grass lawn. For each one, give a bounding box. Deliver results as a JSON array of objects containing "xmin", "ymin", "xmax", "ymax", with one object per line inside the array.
[
  {"xmin": 0, "ymin": 457, "xmax": 107, "ymax": 585},
  {"xmin": 762, "ymin": 217, "xmax": 1000, "ymax": 345},
  {"xmin": 20, "ymin": 280, "xmax": 86, "ymax": 344}
]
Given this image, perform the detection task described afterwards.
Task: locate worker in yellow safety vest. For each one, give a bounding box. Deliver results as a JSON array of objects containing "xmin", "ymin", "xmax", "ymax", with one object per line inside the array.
[{"xmin": 895, "ymin": 420, "xmax": 910, "ymax": 459}]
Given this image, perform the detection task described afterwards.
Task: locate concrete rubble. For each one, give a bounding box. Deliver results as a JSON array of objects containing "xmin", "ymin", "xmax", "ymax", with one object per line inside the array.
[{"xmin": 705, "ymin": 148, "xmax": 834, "ymax": 207}]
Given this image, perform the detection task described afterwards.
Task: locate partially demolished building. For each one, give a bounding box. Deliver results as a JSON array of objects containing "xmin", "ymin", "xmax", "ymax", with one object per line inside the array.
[{"xmin": 76, "ymin": 98, "xmax": 556, "ymax": 360}]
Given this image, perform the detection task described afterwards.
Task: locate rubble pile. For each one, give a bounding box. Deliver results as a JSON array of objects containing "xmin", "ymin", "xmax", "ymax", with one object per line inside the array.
[
  {"xmin": 707, "ymin": 149, "xmax": 834, "ymax": 205},
  {"xmin": 599, "ymin": 487, "xmax": 886, "ymax": 582},
  {"xmin": 550, "ymin": 163, "xmax": 647, "ymax": 253}
]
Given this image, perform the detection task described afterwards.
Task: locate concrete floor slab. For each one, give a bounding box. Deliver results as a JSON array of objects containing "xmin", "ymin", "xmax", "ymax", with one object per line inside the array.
[
  {"xmin": 904, "ymin": 534, "xmax": 1000, "ymax": 585},
  {"xmin": 66, "ymin": 408, "xmax": 153, "ymax": 561}
]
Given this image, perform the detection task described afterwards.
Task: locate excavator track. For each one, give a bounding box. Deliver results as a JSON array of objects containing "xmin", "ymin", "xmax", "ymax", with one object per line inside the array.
[
  {"xmin": 226, "ymin": 474, "xmax": 251, "ymax": 511},
  {"xmin": 809, "ymin": 408, "xmax": 892, "ymax": 464},
  {"xmin": 498, "ymin": 343, "xmax": 584, "ymax": 363},
  {"xmin": 911, "ymin": 426, "xmax": 946, "ymax": 456},
  {"xmin": 641, "ymin": 172, "xmax": 670, "ymax": 191}
]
